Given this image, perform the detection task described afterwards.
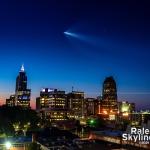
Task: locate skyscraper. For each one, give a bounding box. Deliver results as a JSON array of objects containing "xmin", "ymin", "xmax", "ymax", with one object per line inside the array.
[
  {"xmin": 15, "ymin": 65, "xmax": 31, "ymax": 108},
  {"xmin": 100, "ymin": 76, "xmax": 118, "ymax": 120},
  {"xmin": 15, "ymin": 65, "xmax": 27, "ymax": 91}
]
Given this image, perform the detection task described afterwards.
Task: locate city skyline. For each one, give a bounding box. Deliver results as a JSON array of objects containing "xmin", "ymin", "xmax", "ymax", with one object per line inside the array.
[
  {"xmin": 1, "ymin": 64, "xmax": 148, "ymax": 110},
  {"xmin": 0, "ymin": 0, "xmax": 150, "ymax": 109}
]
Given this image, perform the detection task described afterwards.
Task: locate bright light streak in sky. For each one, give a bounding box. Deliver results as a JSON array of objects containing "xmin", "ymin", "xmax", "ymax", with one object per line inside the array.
[
  {"xmin": 64, "ymin": 30, "xmax": 113, "ymax": 49},
  {"xmin": 64, "ymin": 31, "xmax": 79, "ymax": 38}
]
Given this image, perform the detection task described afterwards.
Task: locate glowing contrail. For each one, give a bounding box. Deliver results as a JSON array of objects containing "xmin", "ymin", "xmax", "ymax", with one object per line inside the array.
[
  {"xmin": 64, "ymin": 30, "xmax": 110, "ymax": 49},
  {"xmin": 64, "ymin": 31, "xmax": 79, "ymax": 38},
  {"xmin": 64, "ymin": 31, "xmax": 72, "ymax": 36}
]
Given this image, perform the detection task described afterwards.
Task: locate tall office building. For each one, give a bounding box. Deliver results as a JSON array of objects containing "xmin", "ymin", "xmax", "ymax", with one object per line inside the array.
[
  {"xmin": 100, "ymin": 76, "xmax": 118, "ymax": 119},
  {"xmin": 15, "ymin": 65, "xmax": 31, "ymax": 108},
  {"xmin": 36, "ymin": 88, "xmax": 67, "ymax": 109},
  {"xmin": 6, "ymin": 65, "xmax": 31, "ymax": 108},
  {"xmin": 36, "ymin": 88, "xmax": 68, "ymax": 121},
  {"xmin": 36, "ymin": 88, "xmax": 51, "ymax": 109},
  {"xmin": 67, "ymin": 91, "xmax": 84, "ymax": 119},
  {"xmin": 84, "ymin": 98, "xmax": 99, "ymax": 117}
]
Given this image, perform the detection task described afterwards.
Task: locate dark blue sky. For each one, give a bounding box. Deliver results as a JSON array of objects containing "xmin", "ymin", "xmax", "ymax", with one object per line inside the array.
[{"xmin": 0, "ymin": 0, "xmax": 150, "ymax": 109}]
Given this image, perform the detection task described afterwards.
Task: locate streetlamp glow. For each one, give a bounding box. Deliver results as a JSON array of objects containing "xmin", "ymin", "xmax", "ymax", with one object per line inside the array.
[
  {"xmin": 103, "ymin": 110, "xmax": 108, "ymax": 115},
  {"xmin": 5, "ymin": 141, "xmax": 11, "ymax": 149},
  {"xmin": 90, "ymin": 119, "xmax": 94, "ymax": 124}
]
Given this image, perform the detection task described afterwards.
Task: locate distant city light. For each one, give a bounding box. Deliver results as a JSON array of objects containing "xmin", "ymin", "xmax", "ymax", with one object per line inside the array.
[
  {"xmin": 103, "ymin": 110, "xmax": 108, "ymax": 115},
  {"xmin": 122, "ymin": 112, "xmax": 129, "ymax": 116},
  {"xmin": 90, "ymin": 119, "xmax": 94, "ymax": 124},
  {"xmin": 48, "ymin": 88, "xmax": 54, "ymax": 92},
  {"xmin": 5, "ymin": 141, "xmax": 11, "ymax": 149}
]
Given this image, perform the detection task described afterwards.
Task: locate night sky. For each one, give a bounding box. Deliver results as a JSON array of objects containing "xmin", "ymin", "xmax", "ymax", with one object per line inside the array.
[{"xmin": 0, "ymin": 0, "xmax": 150, "ymax": 109}]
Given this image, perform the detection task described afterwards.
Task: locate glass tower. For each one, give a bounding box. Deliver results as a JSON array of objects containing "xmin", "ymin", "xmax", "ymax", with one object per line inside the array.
[{"xmin": 100, "ymin": 76, "xmax": 118, "ymax": 119}]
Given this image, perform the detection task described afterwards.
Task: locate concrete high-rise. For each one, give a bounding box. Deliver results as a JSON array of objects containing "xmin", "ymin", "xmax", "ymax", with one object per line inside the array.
[
  {"xmin": 36, "ymin": 88, "xmax": 68, "ymax": 121},
  {"xmin": 67, "ymin": 91, "xmax": 84, "ymax": 119},
  {"xmin": 36, "ymin": 88, "xmax": 67, "ymax": 109}
]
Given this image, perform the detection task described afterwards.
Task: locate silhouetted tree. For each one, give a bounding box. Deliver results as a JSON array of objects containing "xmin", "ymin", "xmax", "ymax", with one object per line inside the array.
[{"xmin": 0, "ymin": 105, "xmax": 40, "ymax": 136}]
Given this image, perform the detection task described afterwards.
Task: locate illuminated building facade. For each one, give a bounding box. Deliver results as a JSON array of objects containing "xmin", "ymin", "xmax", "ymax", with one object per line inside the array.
[
  {"xmin": 41, "ymin": 108, "xmax": 68, "ymax": 121},
  {"xmin": 36, "ymin": 88, "xmax": 52, "ymax": 109},
  {"xmin": 84, "ymin": 98, "xmax": 99, "ymax": 117},
  {"xmin": 6, "ymin": 95, "xmax": 15, "ymax": 106},
  {"xmin": 130, "ymin": 110, "xmax": 150, "ymax": 126},
  {"xmin": 15, "ymin": 65, "xmax": 31, "ymax": 108},
  {"xmin": 36, "ymin": 88, "xmax": 67, "ymax": 109},
  {"xmin": 117, "ymin": 101, "xmax": 135, "ymax": 121},
  {"xmin": 6, "ymin": 65, "xmax": 31, "ymax": 108},
  {"xmin": 118, "ymin": 101, "xmax": 135, "ymax": 114},
  {"xmin": 100, "ymin": 76, "xmax": 118, "ymax": 120},
  {"xmin": 67, "ymin": 91, "xmax": 84, "ymax": 119},
  {"xmin": 36, "ymin": 88, "xmax": 68, "ymax": 121}
]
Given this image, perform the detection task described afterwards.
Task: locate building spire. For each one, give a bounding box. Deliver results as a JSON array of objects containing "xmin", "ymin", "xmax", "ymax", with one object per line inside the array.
[{"xmin": 20, "ymin": 64, "xmax": 25, "ymax": 72}]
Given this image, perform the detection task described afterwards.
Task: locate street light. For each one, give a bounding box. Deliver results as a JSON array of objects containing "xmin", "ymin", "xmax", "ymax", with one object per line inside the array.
[
  {"xmin": 90, "ymin": 119, "xmax": 94, "ymax": 124},
  {"xmin": 103, "ymin": 110, "xmax": 108, "ymax": 115},
  {"xmin": 5, "ymin": 141, "xmax": 11, "ymax": 150}
]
